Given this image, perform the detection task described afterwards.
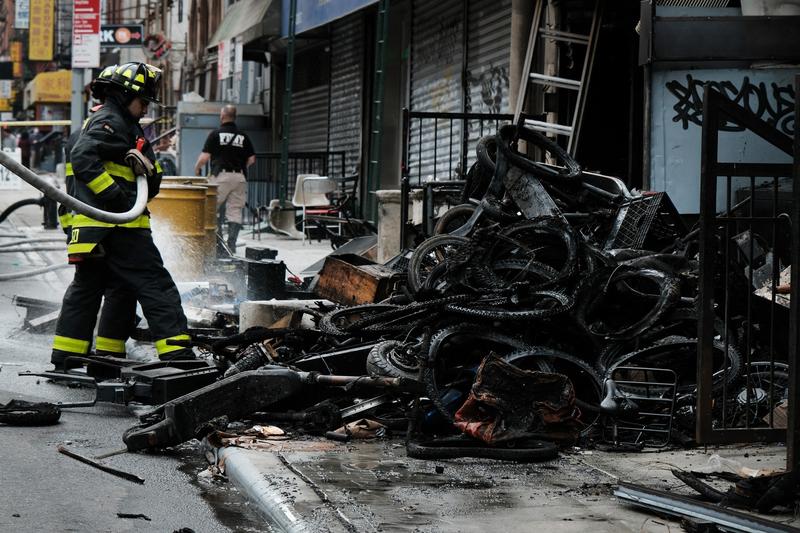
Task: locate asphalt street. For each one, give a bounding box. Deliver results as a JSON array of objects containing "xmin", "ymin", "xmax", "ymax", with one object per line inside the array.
[{"xmin": 0, "ymin": 186, "xmax": 267, "ymax": 533}]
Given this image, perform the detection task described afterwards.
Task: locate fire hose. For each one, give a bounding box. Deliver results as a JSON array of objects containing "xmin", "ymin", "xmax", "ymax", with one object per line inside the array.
[{"xmin": 0, "ymin": 151, "xmax": 148, "ymax": 225}]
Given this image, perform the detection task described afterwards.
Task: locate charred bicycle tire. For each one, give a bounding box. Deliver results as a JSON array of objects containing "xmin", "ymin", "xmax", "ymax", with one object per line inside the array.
[
  {"xmin": 490, "ymin": 219, "xmax": 579, "ymax": 288},
  {"xmin": 503, "ymin": 348, "xmax": 604, "ymax": 433},
  {"xmin": 604, "ymin": 335, "xmax": 742, "ymax": 394},
  {"xmin": 317, "ymin": 304, "xmax": 401, "ymax": 337},
  {"xmin": 408, "ymin": 235, "xmax": 470, "ymax": 292},
  {"xmin": 433, "ymin": 204, "xmax": 478, "ymax": 236},
  {"xmin": 489, "ymin": 258, "xmax": 560, "ymax": 288},
  {"xmin": 347, "ymin": 294, "xmax": 472, "ymax": 332},
  {"xmin": 575, "ymin": 266, "xmax": 681, "ymax": 341},
  {"xmin": 444, "ymin": 290, "xmax": 574, "ymax": 321},
  {"xmin": 460, "ymin": 135, "xmax": 499, "ymax": 203},
  {"xmin": 497, "ymin": 124, "xmax": 581, "ymax": 181},
  {"xmin": 365, "ymin": 340, "xmax": 421, "ymax": 380},
  {"xmin": 406, "ymin": 436, "xmax": 558, "ymax": 462},
  {"xmin": 423, "ymin": 325, "xmax": 552, "ymax": 424}
]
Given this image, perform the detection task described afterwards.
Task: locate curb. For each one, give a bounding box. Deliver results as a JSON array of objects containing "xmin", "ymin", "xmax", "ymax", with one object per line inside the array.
[{"xmin": 218, "ymin": 446, "xmax": 312, "ymax": 532}]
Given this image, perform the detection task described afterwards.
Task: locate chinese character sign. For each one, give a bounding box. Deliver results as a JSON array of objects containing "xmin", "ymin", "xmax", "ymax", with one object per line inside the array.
[{"xmin": 29, "ymin": 0, "xmax": 55, "ymax": 60}]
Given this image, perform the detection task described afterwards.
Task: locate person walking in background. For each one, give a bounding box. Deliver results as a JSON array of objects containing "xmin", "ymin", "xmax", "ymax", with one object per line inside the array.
[
  {"xmin": 2, "ymin": 128, "xmax": 17, "ymax": 151},
  {"xmin": 18, "ymin": 131, "xmax": 31, "ymax": 168},
  {"xmin": 193, "ymin": 105, "xmax": 256, "ymax": 255}
]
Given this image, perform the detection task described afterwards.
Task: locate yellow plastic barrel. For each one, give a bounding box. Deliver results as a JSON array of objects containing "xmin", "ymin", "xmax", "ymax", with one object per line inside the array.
[
  {"xmin": 163, "ymin": 177, "xmax": 218, "ymax": 255},
  {"xmin": 147, "ymin": 184, "xmax": 208, "ymax": 279}
]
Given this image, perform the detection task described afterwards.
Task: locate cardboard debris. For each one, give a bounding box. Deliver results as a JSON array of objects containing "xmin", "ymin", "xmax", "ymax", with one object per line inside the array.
[{"xmin": 764, "ymin": 400, "xmax": 788, "ymax": 429}]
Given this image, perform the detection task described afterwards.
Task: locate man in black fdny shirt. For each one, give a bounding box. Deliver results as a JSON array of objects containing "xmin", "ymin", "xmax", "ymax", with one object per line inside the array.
[{"xmin": 193, "ymin": 105, "xmax": 256, "ymax": 253}]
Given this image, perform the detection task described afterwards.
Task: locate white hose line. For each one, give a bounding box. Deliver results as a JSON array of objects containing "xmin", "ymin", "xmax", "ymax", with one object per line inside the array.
[
  {"xmin": 0, "ymin": 246, "xmax": 65, "ymax": 253},
  {"xmin": 0, "ymin": 150, "xmax": 148, "ymax": 224},
  {"xmin": 0, "ymin": 263, "xmax": 71, "ymax": 280},
  {"xmin": 0, "ymin": 236, "xmax": 65, "ymax": 248}
]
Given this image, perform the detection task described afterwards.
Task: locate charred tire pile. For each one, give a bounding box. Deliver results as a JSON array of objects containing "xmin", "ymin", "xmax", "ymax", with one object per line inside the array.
[{"xmin": 313, "ymin": 124, "xmax": 733, "ymax": 446}]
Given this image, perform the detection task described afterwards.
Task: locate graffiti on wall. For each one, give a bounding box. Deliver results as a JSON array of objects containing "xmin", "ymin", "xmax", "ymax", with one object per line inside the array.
[
  {"xmin": 465, "ymin": 65, "xmax": 508, "ymax": 115},
  {"xmin": 666, "ymin": 74, "xmax": 796, "ymax": 135}
]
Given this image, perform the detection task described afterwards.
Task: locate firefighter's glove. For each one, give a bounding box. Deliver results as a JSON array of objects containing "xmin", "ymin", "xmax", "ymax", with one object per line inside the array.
[{"xmin": 125, "ymin": 149, "xmax": 155, "ymax": 178}]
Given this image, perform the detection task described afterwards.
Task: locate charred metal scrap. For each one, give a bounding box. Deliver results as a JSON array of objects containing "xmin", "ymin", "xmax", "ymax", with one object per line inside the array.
[{"xmin": 120, "ymin": 124, "xmax": 788, "ymax": 460}]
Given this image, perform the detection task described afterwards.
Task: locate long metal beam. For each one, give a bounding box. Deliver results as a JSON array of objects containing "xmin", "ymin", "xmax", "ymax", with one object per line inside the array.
[{"xmin": 614, "ymin": 482, "xmax": 798, "ymax": 533}]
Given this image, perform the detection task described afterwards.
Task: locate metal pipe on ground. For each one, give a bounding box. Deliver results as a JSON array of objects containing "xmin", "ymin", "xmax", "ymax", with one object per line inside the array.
[
  {"xmin": 0, "ymin": 263, "xmax": 71, "ymax": 281},
  {"xmin": 0, "ymin": 237, "xmax": 65, "ymax": 248},
  {"xmin": 0, "ymin": 246, "xmax": 65, "ymax": 253}
]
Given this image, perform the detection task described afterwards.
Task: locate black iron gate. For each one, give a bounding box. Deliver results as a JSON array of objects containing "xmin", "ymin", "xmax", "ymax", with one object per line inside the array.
[{"xmin": 697, "ymin": 81, "xmax": 799, "ymax": 471}]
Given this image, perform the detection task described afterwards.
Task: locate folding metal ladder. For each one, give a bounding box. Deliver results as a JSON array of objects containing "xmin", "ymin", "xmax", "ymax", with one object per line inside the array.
[{"xmin": 512, "ymin": 0, "xmax": 603, "ymax": 156}]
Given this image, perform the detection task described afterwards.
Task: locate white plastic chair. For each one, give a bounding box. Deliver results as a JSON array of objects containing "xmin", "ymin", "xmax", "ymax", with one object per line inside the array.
[{"xmin": 291, "ymin": 174, "xmax": 338, "ymax": 242}]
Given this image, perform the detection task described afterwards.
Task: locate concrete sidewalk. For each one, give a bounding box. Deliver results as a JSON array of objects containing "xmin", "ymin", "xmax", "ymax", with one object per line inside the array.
[{"xmin": 214, "ymin": 437, "xmax": 797, "ymax": 533}]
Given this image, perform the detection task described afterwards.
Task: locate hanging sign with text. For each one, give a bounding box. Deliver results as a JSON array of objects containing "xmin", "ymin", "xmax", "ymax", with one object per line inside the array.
[
  {"xmin": 72, "ymin": 0, "xmax": 101, "ymax": 68},
  {"xmin": 29, "ymin": 0, "xmax": 55, "ymax": 60}
]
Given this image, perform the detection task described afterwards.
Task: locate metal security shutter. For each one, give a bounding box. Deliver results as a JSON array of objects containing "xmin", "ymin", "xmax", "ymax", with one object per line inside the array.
[
  {"xmin": 290, "ymin": 85, "xmax": 330, "ymax": 153},
  {"xmin": 409, "ymin": 0, "xmax": 464, "ymax": 184},
  {"xmin": 329, "ymin": 14, "xmax": 365, "ymax": 180},
  {"xmin": 464, "ymin": 0, "xmax": 512, "ymax": 167}
]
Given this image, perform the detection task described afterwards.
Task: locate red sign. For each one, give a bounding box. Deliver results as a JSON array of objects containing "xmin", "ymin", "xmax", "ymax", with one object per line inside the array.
[{"xmin": 73, "ymin": 0, "xmax": 101, "ymax": 34}]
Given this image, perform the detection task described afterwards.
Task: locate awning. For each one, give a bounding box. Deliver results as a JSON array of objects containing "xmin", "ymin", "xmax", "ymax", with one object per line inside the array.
[{"xmin": 207, "ymin": 0, "xmax": 280, "ymax": 50}]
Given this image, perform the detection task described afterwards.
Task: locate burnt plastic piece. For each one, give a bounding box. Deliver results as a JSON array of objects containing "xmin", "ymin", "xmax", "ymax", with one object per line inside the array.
[
  {"xmin": 120, "ymin": 361, "xmax": 221, "ymax": 405},
  {"xmin": 123, "ymin": 368, "xmax": 305, "ymax": 451}
]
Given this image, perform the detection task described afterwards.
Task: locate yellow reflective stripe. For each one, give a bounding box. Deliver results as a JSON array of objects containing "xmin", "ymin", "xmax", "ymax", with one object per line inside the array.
[
  {"xmin": 65, "ymin": 162, "xmax": 73, "ymax": 176},
  {"xmin": 134, "ymin": 73, "xmax": 145, "ymax": 83},
  {"xmin": 67, "ymin": 242, "xmax": 98, "ymax": 254},
  {"xmin": 59, "ymin": 213, "xmax": 73, "ymax": 229},
  {"xmin": 53, "ymin": 335, "xmax": 90, "ymax": 354},
  {"xmin": 95, "ymin": 336, "xmax": 126, "ymax": 354},
  {"xmin": 155, "ymin": 334, "xmax": 191, "ymax": 355},
  {"xmin": 155, "ymin": 161, "xmax": 162, "ymax": 173},
  {"xmin": 104, "ymin": 161, "xmax": 136, "ymax": 182},
  {"xmin": 86, "ymin": 171, "xmax": 116, "ymax": 194},
  {"xmin": 70, "ymin": 214, "xmax": 151, "ymax": 229}
]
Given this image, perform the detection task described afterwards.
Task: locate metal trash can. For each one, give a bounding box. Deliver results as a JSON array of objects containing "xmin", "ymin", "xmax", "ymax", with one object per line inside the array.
[{"xmin": 147, "ymin": 184, "xmax": 208, "ymax": 279}]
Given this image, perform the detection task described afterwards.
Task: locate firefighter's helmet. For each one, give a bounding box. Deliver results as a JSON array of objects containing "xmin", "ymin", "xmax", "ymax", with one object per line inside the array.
[{"xmin": 92, "ymin": 62, "xmax": 163, "ymax": 104}]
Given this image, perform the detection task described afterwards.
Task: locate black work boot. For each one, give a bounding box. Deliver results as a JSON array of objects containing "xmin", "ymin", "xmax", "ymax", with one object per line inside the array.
[
  {"xmin": 227, "ymin": 222, "xmax": 241, "ymax": 254},
  {"xmin": 50, "ymin": 353, "xmax": 84, "ymax": 372}
]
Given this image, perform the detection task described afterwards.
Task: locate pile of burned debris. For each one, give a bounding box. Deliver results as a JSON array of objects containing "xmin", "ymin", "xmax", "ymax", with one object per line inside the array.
[{"xmin": 117, "ymin": 124, "xmax": 788, "ymax": 463}]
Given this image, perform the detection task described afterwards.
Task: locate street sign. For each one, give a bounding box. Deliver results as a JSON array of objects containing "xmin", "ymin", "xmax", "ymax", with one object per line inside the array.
[
  {"xmin": 15, "ymin": 0, "xmax": 30, "ymax": 29},
  {"xmin": 72, "ymin": 0, "xmax": 101, "ymax": 68},
  {"xmin": 100, "ymin": 24, "xmax": 144, "ymax": 47}
]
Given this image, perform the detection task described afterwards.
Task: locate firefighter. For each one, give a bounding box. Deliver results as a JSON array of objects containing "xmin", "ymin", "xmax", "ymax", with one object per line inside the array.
[
  {"xmin": 50, "ymin": 62, "xmax": 192, "ymax": 370},
  {"xmin": 58, "ymin": 97, "xmax": 139, "ymax": 361}
]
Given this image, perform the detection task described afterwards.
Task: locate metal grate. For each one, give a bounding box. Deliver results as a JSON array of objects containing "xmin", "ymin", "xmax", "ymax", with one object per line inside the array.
[
  {"xmin": 605, "ymin": 194, "xmax": 663, "ymax": 249},
  {"xmin": 602, "ymin": 367, "xmax": 678, "ymax": 449}
]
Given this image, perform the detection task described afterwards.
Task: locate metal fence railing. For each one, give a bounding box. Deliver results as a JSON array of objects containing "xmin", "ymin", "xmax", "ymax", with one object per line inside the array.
[
  {"xmin": 400, "ymin": 109, "xmax": 527, "ymax": 245},
  {"xmin": 697, "ymin": 82, "xmax": 799, "ymax": 473}
]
